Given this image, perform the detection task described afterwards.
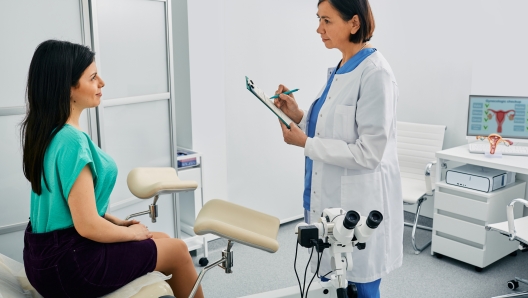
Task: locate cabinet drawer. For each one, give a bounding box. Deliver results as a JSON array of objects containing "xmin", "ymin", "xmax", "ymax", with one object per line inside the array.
[
  {"xmin": 432, "ymin": 233, "xmax": 484, "ymax": 267},
  {"xmin": 435, "ymin": 191, "xmax": 488, "ymax": 221},
  {"xmin": 433, "ymin": 213, "xmax": 486, "ymax": 245}
]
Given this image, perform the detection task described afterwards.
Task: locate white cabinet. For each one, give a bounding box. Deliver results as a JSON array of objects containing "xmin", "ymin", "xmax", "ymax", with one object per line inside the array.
[{"xmin": 432, "ymin": 180, "xmax": 525, "ymax": 269}]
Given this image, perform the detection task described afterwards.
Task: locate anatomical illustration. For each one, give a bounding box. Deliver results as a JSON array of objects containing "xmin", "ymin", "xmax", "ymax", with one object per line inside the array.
[
  {"xmin": 486, "ymin": 109, "xmax": 515, "ymax": 133},
  {"xmin": 476, "ymin": 133, "xmax": 513, "ymax": 154}
]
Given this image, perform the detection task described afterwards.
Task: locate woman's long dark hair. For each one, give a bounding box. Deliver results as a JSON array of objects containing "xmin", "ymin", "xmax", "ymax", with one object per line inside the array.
[{"xmin": 21, "ymin": 40, "xmax": 95, "ymax": 195}]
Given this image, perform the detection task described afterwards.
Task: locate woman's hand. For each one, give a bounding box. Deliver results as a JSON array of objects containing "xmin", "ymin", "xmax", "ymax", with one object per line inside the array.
[
  {"xmin": 127, "ymin": 223, "xmax": 153, "ymax": 241},
  {"xmin": 104, "ymin": 213, "xmax": 139, "ymax": 227},
  {"xmin": 274, "ymin": 84, "xmax": 303, "ymax": 124},
  {"xmin": 280, "ymin": 120, "xmax": 308, "ymax": 148}
]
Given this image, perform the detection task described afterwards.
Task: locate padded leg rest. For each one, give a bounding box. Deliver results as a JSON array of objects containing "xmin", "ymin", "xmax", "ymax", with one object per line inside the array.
[{"xmin": 194, "ymin": 199, "xmax": 280, "ymax": 253}]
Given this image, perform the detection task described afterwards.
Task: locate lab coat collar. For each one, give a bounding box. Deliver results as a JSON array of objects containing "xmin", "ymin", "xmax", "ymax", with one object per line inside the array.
[{"xmin": 335, "ymin": 48, "xmax": 377, "ymax": 75}]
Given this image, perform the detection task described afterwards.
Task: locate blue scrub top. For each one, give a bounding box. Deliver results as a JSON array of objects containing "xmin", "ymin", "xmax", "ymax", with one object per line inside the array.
[{"xmin": 303, "ymin": 48, "xmax": 377, "ymax": 211}]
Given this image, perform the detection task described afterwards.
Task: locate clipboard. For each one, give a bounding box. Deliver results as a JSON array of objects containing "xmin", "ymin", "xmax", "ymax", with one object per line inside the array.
[{"xmin": 245, "ymin": 76, "xmax": 294, "ymax": 129}]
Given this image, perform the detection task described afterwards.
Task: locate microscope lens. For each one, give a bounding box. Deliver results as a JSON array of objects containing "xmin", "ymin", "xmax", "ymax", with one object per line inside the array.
[
  {"xmin": 366, "ymin": 210, "xmax": 383, "ymax": 229},
  {"xmin": 343, "ymin": 210, "xmax": 360, "ymax": 230}
]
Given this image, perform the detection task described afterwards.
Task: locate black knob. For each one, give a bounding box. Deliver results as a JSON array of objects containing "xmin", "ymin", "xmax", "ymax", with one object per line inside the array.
[
  {"xmin": 366, "ymin": 210, "xmax": 383, "ymax": 229},
  {"xmin": 343, "ymin": 210, "xmax": 360, "ymax": 230}
]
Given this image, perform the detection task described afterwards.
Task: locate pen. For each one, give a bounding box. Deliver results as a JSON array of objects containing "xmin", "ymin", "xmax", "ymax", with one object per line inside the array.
[{"xmin": 270, "ymin": 89, "xmax": 299, "ymax": 99}]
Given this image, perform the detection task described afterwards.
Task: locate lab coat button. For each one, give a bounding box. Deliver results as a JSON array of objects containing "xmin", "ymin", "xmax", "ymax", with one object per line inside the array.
[
  {"xmin": 317, "ymin": 133, "xmax": 320, "ymax": 136},
  {"xmin": 320, "ymin": 114, "xmax": 322, "ymax": 117}
]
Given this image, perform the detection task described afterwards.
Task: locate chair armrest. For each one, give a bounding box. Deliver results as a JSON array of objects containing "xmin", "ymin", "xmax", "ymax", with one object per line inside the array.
[
  {"xmin": 424, "ymin": 161, "xmax": 436, "ymax": 196},
  {"xmin": 507, "ymin": 198, "xmax": 528, "ymax": 240}
]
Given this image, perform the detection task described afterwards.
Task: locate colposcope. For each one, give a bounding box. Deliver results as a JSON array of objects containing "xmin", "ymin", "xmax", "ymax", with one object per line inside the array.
[{"xmin": 295, "ymin": 208, "xmax": 383, "ymax": 298}]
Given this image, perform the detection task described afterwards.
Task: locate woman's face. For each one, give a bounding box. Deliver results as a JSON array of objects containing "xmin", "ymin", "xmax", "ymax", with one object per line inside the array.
[
  {"xmin": 316, "ymin": 1, "xmax": 360, "ymax": 50},
  {"xmin": 70, "ymin": 62, "xmax": 105, "ymax": 110}
]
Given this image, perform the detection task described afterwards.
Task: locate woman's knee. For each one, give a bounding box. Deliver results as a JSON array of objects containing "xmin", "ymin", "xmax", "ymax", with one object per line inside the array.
[{"xmin": 152, "ymin": 231, "xmax": 170, "ymax": 239}]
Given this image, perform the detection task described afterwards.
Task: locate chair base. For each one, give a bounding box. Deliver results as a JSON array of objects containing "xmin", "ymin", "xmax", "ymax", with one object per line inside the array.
[
  {"xmin": 404, "ymin": 197, "xmax": 432, "ymax": 254},
  {"xmin": 492, "ymin": 291, "xmax": 528, "ymax": 298},
  {"xmin": 492, "ymin": 277, "xmax": 528, "ymax": 298}
]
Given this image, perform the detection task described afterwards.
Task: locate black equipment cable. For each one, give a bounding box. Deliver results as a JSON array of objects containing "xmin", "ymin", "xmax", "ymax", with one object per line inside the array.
[
  {"xmin": 302, "ymin": 247, "xmax": 315, "ymax": 297},
  {"xmin": 294, "ymin": 240, "xmax": 304, "ymax": 297},
  {"xmin": 305, "ymin": 240, "xmax": 324, "ymax": 297}
]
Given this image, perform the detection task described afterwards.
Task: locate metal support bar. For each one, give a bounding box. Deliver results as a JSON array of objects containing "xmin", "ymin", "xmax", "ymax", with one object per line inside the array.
[
  {"xmin": 125, "ymin": 195, "xmax": 160, "ymax": 223},
  {"xmin": 492, "ymin": 291, "xmax": 528, "ymax": 298},
  {"xmin": 517, "ymin": 277, "xmax": 528, "ymax": 286},
  {"xmin": 188, "ymin": 241, "xmax": 235, "ymax": 298},
  {"xmin": 410, "ymin": 197, "xmax": 432, "ymax": 254},
  {"xmin": 125, "ymin": 210, "xmax": 149, "ymax": 220},
  {"xmin": 404, "ymin": 222, "xmax": 432, "ymax": 231}
]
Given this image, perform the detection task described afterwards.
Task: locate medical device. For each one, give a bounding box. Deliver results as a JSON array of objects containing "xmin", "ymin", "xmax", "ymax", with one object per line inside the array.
[
  {"xmin": 466, "ymin": 95, "xmax": 528, "ymax": 155},
  {"xmin": 445, "ymin": 164, "xmax": 515, "ymax": 193},
  {"xmin": 294, "ymin": 208, "xmax": 383, "ymax": 298}
]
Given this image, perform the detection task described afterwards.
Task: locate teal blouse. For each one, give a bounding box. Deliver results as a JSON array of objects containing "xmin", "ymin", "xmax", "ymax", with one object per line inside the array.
[{"xmin": 30, "ymin": 124, "xmax": 118, "ymax": 233}]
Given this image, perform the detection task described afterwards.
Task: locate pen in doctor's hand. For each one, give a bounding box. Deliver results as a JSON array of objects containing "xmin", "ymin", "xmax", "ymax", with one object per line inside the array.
[{"xmin": 270, "ymin": 88, "xmax": 299, "ymax": 99}]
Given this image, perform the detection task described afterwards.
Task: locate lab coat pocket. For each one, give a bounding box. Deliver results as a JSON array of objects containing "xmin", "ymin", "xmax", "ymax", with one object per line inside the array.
[
  {"xmin": 341, "ymin": 172, "xmax": 384, "ymax": 215},
  {"xmin": 333, "ymin": 105, "xmax": 356, "ymax": 143}
]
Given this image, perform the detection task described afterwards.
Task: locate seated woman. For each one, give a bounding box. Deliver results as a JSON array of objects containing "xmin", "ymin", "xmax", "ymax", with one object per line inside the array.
[{"xmin": 21, "ymin": 39, "xmax": 204, "ymax": 298}]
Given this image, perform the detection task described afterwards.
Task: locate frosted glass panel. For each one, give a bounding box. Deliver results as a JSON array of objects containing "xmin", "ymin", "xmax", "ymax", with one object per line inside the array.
[
  {"xmin": 97, "ymin": 0, "xmax": 169, "ymax": 99},
  {"xmin": 0, "ymin": 0, "xmax": 83, "ymax": 108},
  {"xmin": 0, "ymin": 115, "xmax": 32, "ymax": 226},
  {"xmin": 103, "ymin": 100, "xmax": 172, "ymax": 204}
]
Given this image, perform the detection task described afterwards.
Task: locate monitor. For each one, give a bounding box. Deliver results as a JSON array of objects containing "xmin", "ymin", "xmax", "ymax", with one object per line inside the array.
[{"xmin": 467, "ymin": 95, "xmax": 528, "ymax": 141}]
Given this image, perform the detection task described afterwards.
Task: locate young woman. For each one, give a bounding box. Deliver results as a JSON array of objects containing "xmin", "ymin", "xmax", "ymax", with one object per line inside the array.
[
  {"xmin": 274, "ymin": 1, "xmax": 403, "ymax": 297},
  {"xmin": 21, "ymin": 39, "xmax": 204, "ymax": 298}
]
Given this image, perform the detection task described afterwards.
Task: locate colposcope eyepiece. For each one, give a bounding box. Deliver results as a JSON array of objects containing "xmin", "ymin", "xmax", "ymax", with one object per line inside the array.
[
  {"xmin": 366, "ymin": 210, "xmax": 383, "ymax": 229},
  {"xmin": 343, "ymin": 210, "xmax": 360, "ymax": 230}
]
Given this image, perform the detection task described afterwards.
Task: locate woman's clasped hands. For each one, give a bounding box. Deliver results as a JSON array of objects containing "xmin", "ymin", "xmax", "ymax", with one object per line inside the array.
[{"xmin": 274, "ymin": 84, "xmax": 308, "ymax": 148}]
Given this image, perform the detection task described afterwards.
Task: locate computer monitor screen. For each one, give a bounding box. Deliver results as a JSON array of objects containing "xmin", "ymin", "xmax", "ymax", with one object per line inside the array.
[{"xmin": 468, "ymin": 95, "xmax": 528, "ymax": 139}]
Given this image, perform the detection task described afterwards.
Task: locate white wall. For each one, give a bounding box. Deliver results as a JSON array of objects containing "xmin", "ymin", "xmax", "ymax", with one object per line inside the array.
[
  {"xmin": 187, "ymin": 0, "xmax": 229, "ymax": 207},
  {"xmin": 187, "ymin": 0, "xmax": 528, "ymax": 220}
]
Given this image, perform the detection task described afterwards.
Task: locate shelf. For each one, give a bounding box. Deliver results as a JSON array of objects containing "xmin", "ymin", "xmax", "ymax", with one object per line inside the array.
[{"xmin": 181, "ymin": 230, "xmax": 204, "ymax": 251}]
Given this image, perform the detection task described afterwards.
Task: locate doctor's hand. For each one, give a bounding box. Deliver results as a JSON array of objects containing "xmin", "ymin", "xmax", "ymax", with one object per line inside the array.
[
  {"xmin": 274, "ymin": 84, "xmax": 303, "ymax": 124},
  {"xmin": 280, "ymin": 120, "xmax": 308, "ymax": 148}
]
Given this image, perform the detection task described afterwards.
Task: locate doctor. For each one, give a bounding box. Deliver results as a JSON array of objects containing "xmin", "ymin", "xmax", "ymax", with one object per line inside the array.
[{"xmin": 274, "ymin": 0, "xmax": 403, "ymax": 297}]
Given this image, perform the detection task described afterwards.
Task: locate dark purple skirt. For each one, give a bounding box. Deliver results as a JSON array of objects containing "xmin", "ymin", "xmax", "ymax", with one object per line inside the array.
[{"xmin": 23, "ymin": 222, "xmax": 157, "ymax": 298}]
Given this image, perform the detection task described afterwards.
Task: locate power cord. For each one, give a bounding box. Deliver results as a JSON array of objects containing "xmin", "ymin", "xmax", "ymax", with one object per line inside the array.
[
  {"xmin": 302, "ymin": 247, "xmax": 315, "ymax": 296},
  {"xmin": 294, "ymin": 240, "xmax": 303, "ymax": 297},
  {"xmin": 305, "ymin": 239, "xmax": 324, "ymax": 297}
]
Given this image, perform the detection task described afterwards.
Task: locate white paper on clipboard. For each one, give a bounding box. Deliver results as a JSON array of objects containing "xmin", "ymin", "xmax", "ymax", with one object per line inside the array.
[{"xmin": 245, "ymin": 76, "xmax": 295, "ymax": 129}]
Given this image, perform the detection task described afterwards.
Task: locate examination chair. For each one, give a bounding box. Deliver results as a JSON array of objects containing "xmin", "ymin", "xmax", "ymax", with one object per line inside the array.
[
  {"xmin": 0, "ymin": 167, "xmax": 280, "ymax": 298},
  {"xmin": 486, "ymin": 198, "xmax": 528, "ymax": 298}
]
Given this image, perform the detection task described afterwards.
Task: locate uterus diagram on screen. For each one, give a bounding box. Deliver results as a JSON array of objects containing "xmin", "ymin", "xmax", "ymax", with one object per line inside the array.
[
  {"xmin": 471, "ymin": 100, "xmax": 527, "ymax": 134},
  {"xmin": 486, "ymin": 109, "xmax": 515, "ymax": 133}
]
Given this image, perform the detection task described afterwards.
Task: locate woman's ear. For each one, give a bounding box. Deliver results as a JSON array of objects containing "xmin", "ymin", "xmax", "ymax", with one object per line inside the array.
[{"xmin": 349, "ymin": 15, "xmax": 360, "ymax": 34}]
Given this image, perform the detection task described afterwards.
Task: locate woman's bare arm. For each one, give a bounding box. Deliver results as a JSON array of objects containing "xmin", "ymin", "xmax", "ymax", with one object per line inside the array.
[{"xmin": 68, "ymin": 165, "xmax": 152, "ymax": 243}]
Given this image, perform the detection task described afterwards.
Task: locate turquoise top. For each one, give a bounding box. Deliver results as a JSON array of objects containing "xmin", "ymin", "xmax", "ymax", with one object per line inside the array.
[{"xmin": 30, "ymin": 124, "xmax": 117, "ymax": 233}]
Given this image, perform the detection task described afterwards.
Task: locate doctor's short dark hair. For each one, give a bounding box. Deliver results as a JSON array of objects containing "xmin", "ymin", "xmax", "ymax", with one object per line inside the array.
[{"xmin": 318, "ymin": 0, "xmax": 375, "ymax": 43}]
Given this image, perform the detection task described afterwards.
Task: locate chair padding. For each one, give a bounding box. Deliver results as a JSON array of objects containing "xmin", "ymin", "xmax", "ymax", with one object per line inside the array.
[
  {"xmin": 487, "ymin": 216, "xmax": 528, "ymax": 244},
  {"xmin": 401, "ymin": 177, "xmax": 427, "ymax": 204},
  {"xmin": 194, "ymin": 199, "xmax": 280, "ymax": 253},
  {"xmin": 127, "ymin": 167, "xmax": 198, "ymax": 199}
]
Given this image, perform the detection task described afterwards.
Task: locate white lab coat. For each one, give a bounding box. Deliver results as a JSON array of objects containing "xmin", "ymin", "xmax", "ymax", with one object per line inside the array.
[{"xmin": 300, "ymin": 51, "xmax": 403, "ymax": 283}]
